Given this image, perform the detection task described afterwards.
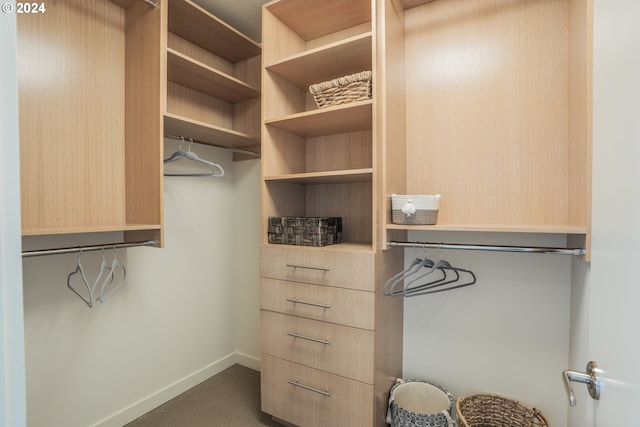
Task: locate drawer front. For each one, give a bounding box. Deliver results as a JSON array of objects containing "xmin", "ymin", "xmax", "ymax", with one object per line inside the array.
[
  {"xmin": 261, "ymin": 311, "xmax": 374, "ymax": 384},
  {"xmin": 260, "ymin": 278, "xmax": 375, "ymax": 330},
  {"xmin": 261, "ymin": 354, "xmax": 374, "ymax": 427},
  {"xmin": 260, "ymin": 245, "xmax": 375, "ymax": 291}
]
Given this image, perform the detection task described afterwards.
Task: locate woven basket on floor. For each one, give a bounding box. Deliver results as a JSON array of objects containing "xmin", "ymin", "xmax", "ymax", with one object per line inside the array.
[
  {"xmin": 309, "ymin": 70, "xmax": 372, "ymax": 108},
  {"xmin": 388, "ymin": 379, "xmax": 454, "ymax": 427},
  {"xmin": 456, "ymin": 394, "xmax": 549, "ymax": 427}
]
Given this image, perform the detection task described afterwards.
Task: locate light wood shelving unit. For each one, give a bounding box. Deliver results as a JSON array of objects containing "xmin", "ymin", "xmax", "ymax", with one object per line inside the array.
[
  {"xmin": 17, "ymin": 0, "xmax": 165, "ymax": 245},
  {"xmin": 380, "ymin": 0, "xmax": 592, "ymax": 257},
  {"xmin": 261, "ymin": 0, "xmax": 376, "ymax": 246},
  {"xmin": 165, "ymin": 0, "xmax": 261, "ymax": 158},
  {"xmin": 260, "ymin": 1, "xmax": 404, "ymax": 426}
]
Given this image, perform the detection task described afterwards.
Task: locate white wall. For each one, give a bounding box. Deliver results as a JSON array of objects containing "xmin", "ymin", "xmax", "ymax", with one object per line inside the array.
[
  {"xmin": 232, "ymin": 159, "xmax": 263, "ymax": 367},
  {"xmin": 0, "ymin": 9, "xmax": 27, "ymax": 427},
  {"xmin": 401, "ymin": 231, "xmax": 573, "ymax": 426},
  {"xmin": 21, "ymin": 142, "xmax": 262, "ymax": 427}
]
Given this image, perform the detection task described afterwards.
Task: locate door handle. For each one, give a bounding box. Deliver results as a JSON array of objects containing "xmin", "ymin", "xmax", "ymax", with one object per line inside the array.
[{"xmin": 563, "ymin": 361, "xmax": 601, "ymax": 406}]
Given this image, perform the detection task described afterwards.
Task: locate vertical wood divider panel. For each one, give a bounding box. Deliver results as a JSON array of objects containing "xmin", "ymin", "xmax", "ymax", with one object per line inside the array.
[
  {"xmin": 568, "ymin": 0, "xmax": 593, "ymax": 260},
  {"xmin": 377, "ymin": 0, "xmax": 407, "ymax": 249},
  {"xmin": 124, "ymin": 0, "xmax": 165, "ymax": 246}
]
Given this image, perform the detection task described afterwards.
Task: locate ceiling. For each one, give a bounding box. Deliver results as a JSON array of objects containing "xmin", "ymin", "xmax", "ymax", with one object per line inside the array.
[{"xmin": 193, "ymin": 0, "xmax": 270, "ymax": 43}]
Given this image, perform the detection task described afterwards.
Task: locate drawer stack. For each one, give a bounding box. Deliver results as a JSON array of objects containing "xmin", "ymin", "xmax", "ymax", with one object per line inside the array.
[{"xmin": 259, "ymin": 245, "xmax": 378, "ymax": 427}]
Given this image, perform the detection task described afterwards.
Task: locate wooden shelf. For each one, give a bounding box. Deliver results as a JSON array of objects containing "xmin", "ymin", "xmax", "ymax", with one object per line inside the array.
[
  {"xmin": 265, "ymin": 169, "xmax": 373, "ymax": 185},
  {"xmin": 164, "ymin": 113, "xmax": 259, "ymax": 149},
  {"xmin": 264, "ymin": 241, "xmax": 374, "ymax": 253},
  {"xmin": 22, "ymin": 223, "xmax": 161, "ymax": 237},
  {"xmin": 168, "ymin": 0, "xmax": 260, "ymax": 62},
  {"xmin": 265, "ymin": 33, "xmax": 372, "ymax": 88},
  {"xmin": 265, "ymin": 100, "xmax": 372, "ymax": 137},
  {"xmin": 385, "ymin": 223, "xmax": 588, "ymax": 234},
  {"xmin": 167, "ymin": 49, "xmax": 259, "ymax": 103},
  {"xmin": 265, "ymin": 0, "xmax": 371, "ymax": 41}
]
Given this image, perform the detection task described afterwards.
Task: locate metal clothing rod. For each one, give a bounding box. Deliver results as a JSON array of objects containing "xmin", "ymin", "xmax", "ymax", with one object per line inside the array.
[
  {"xmin": 387, "ymin": 241, "xmax": 586, "ymax": 257},
  {"xmin": 22, "ymin": 240, "xmax": 157, "ymax": 258},
  {"xmin": 164, "ymin": 134, "xmax": 260, "ymax": 158}
]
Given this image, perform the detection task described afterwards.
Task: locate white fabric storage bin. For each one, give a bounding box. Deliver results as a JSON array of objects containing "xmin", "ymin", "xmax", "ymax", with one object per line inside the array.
[
  {"xmin": 391, "ymin": 194, "xmax": 441, "ymax": 225},
  {"xmin": 387, "ymin": 379, "xmax": 455, "ymax": 427}
]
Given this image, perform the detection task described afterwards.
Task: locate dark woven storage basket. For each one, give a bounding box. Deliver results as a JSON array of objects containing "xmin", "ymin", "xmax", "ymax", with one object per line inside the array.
[
  {"xmin": 309, "ymin": 71, "xmax": 372, "ymax": 108},
  {"xmin": 456, "ymin": 394, "xmax": 549, "ymax": 427},
  {"xmin": 267, "ymin": 216, "xmax": 342, "ymax": 247}
]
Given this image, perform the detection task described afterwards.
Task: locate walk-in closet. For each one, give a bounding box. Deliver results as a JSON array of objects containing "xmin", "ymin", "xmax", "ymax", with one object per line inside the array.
[{"xmin": 2, "ymin": 1, "xmax": 639, "ymax": 427}]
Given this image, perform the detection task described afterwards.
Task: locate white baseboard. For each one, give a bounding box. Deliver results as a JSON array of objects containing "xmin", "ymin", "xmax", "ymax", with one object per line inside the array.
[
  {"xmin": 92, "ymin": 352, "xmax": 244, "ymax": 427},
  {"xmin": 235, "ymin": 351, "xmax": 261, "ymax": 371}
]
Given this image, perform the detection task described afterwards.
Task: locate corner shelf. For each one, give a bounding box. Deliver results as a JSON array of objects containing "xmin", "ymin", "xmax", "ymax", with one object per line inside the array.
[
  {"xmin": 168, "ymin": 0, "xmax": 260, "ymax": 62},
  {"xmin": 164, "ymin": 113, "xmax": 259, "ymax": 149},
  {"xmin": 167, "ymin": 48, "xmax": 260, "ymax": 103}
]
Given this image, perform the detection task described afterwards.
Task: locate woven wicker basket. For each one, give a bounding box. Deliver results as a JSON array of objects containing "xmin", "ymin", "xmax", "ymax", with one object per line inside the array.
[
  {"xmin": 456, "ymin": 394, "xmax": 549, "ymax": 427},
  {"xmin": 309, "ymin": 71, "xmax": 372, "ymax": 108}
]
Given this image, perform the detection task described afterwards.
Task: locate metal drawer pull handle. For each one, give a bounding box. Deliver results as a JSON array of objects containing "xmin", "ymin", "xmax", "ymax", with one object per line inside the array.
[
  {"xmin": 287, "ymin": 380, "xmax": 331, "ymax": 397},
  {"xmin": 286, "ymin": 298, "xmax": 331, "ymax": 309},
  {"xmin": 286, "ymin": 264, "xmax": 330, "ymax": 272},
  {"xmin": 287, "ymin": 331, "xmax": 331, "ymax": 345}
]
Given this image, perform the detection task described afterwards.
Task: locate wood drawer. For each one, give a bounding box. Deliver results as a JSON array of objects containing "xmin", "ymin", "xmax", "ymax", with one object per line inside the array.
[
  {"xmin": 261, "ymin": 354, "xmax": 374, "ymax": 427},
  {"xmin": 260, "ymin": 245, "xmax": 375, "ymax": 291},
  {"xmin": 260, "ymin": 278, "xmax": 375, "ymax": 330},
  {"xmin": 261, "ymin": 311, "xmax": 374, "ymax": 384}
]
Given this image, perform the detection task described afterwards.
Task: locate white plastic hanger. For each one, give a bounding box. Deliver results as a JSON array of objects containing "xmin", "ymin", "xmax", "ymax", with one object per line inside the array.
[
  {"xmin": 164, "ymin": 137, "xmax": 224, "ymax": 177},
  {"xmin": 67, "ymin": 249, "xmax": 93, "ymax": 308},
  {"xmin": 92, "ymin": 248, "xmax": 113, "ymax": 299},
  {"xmin": 383, "ymin": 246, "xmax": 441, "ymax": 296},
  {"xmin": 99, "ymin": 246, "xmax": 126, "ymax": 303}
]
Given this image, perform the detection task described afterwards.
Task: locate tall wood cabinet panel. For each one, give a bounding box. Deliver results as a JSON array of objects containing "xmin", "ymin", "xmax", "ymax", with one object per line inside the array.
[
  {"xmin": 260, "ymin": 0, "xmax": 404, "ymax": 426},
  {"xmin": 165, "ymin": 0, "xmax": 261, "ymax": 158},
  {"xmin": 17, "ymin": 0, "xmax": 165, "ymax": 245}
]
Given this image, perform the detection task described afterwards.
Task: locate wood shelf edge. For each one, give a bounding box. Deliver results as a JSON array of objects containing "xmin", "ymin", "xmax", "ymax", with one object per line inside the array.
[
  {"xmin": 385, "ymin": 223, "xmax": 588, "ymax": 234},
  {"xmin": 22, "ymin": 224, "xmax": 162, "ymax": 237}
]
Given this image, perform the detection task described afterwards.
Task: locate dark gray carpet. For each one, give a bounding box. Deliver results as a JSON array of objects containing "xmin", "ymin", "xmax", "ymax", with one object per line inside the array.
[{"xmin": 125, "ymin": 364, "xmax": 283, "ymax": 427}]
